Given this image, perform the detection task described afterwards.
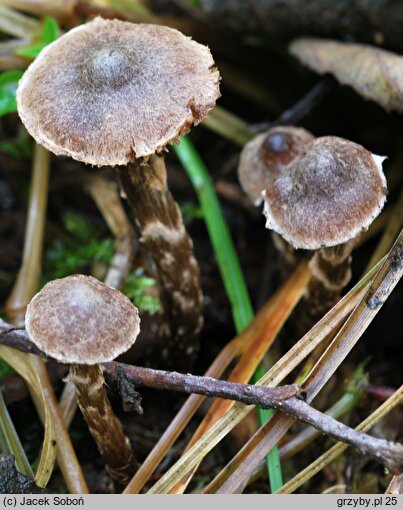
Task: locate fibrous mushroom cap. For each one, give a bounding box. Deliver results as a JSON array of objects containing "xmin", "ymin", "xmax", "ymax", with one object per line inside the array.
[
  {"xmin": 263, "ymin": 136, "xmax": 387, "ymax": 250},
  {"xmin": 17, "ymin": 17, "xmax": 220, "ymax": 166},
  {"xmin": 238, "ymin": 126, "xmax": 314, "ymax": 205},
  {"xmin": 25, "ymin": 275, "xmax": 140, "ymax": 364}
]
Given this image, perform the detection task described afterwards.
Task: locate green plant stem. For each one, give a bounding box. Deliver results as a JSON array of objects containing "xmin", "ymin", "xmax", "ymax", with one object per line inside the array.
[
  {"xmin": 0, "ymin": 390, "xmax": 34, "ymax": 478},
  {"xmin": 174, "ymin": 135, "xmax": 282, "ymax": 491},
  {"xmin": 253, "ymin": 365, "xmax": 283, "ymax": 491},
  {"xmin": 202, "ymin": 106, "xmax": 253, "ymax": 147},
  {"xmin": 174, "ymin": 136, "xmax": 253, "ymax": 331}
]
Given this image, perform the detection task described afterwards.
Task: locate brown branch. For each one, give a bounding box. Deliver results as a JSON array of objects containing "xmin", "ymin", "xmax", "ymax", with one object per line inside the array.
[
  {"xmin": 1, "ymin": 320, "xmax": 402, "ymax": 473},
  {"xmin": 0, "ymin": 322, "xmax": 44, "ymax": 356}
]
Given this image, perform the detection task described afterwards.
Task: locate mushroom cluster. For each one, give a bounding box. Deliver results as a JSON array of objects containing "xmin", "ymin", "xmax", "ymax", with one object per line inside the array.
[
  {"xmin": 17, "ymin": 17, "xmax": 221, "ymax": 367},
  {"xmin": 238, "ymin": 129, "xmax": 387, "ymax": 318}
]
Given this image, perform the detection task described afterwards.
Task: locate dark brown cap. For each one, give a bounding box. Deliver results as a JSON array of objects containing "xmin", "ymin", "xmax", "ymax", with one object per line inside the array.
[
  {"xmin": 17, "ymin": 17, "xmax": 220, "ymax": 166},
  {"xmin": 238, "ymin": 127, "xmax": 314, "ymax": 205},
  {"xmin": 25, "ymin": 275, "xmax": 140, "ymax": 364},
  {"xmin": 263, "ymin": 136, "xmax": 387, "ymax": 250}
]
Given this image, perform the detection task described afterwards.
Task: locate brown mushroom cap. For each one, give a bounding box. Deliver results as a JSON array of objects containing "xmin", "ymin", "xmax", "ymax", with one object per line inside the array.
[
  {"xmin": 25, "ymin": 275, "xmax": 140, "ymax": 364},
  {"xmin": 263, "ymin": 136, "xmax": 387, "ymax": 250},
  {"xmin": 238, "ymin": 127, "xmax": 315, "ymax": 205},
  {"xmin": 17, "ymin": 17, "xmax": 220, "ymax": 166}
]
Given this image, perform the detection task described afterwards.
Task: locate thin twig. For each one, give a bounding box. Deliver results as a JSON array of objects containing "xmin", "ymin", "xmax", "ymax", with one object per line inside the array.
[
  {"xmin": 277, "ymin": 386, "xmax": 403, "ymax": 494},
  {"xmin": 86, "ymin": 176, "xmax": 135, "ymax": 290},
  {"xmin": 105, "ymin": 365, "xmax": 403, "ymax": 474},
  {"xmin": 147, "ymin": 257, "xmax": 380, "ymax": 494},
  {"xmin": 0, "ymin": 324, "xmax": 402, "ymax": 474},
  {"xmin": 165, "ymin": 261, "xmax": 310, "ymax": 494},
  {"xmin": 386, "ymin": 474, "xmax": 403, "ymax": 494},
  {"xmin": 250, "ymin": 79, "xmax": 333, "ymax": 134},
  {"xmin": 210, "ymin": 230, "xmax": 403, "ymax": 493}
]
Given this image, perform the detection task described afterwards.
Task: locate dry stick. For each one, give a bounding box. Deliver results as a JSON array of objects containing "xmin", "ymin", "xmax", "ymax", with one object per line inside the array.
[
  {"xmin": 278, "ymin": 369, "xmax": 367, "ymax": 462},
  {"xmin": 117, "ymin": 155, "xmax": 203, "ymax": 368},
  {"xmin": 214, "ymin": 230, "xmax": 403, "ymax": 493},
  {"xmin": 4, "ymin": 144, "xmax": 88, "ymax": 494},
  {"xmin": 87, "ymin": 176, "xmax": 136, "ymax": 290},
  {"xmin": 265, "ymin": 193, "xmax": 402, "ymax": 490},
  {"xmin": 123, "ymin": 262, "xmax": 310, "ymax": 493},
  {"xmin": 146, "ymin": 259, "xmax": 380, "ymax": 494},
  {"xmin": 0, "ymin": 260, "xmax": 383, "ymax": 493},
  {"xmin": 122, "ymin": 299, "xmax": 274, "ymax": 494},
  {"xmin": 276, "ymin": 386, "xmax": 403, "ymax": 494},
  {"xmin": 121, "ymin": 339, "xmax": 238, "ymax": 494},
  {"xmin": 59, "ymin": 176, "xmax": 136, "ymax": 427},
  {"xmin": 245, "ymin": 368, "xmax": 367, "ymax": 486},
  {"xmin": 303, "ymin": 229, "xmax": 402, "ymax": 399},
  {"xmin": 1, "ymin": 318, "xmax": 240, "ymax": 490},
  {"xmin": 386, "ymin": 474, "xmax": 403, "ymax": 494},
  {"xmin": 0, "ymin": 329, "xmax": 401, "ymax": 476},
  {"xmin": 251, "ymin": 79, "xmax": 333, "ymax": 134},
  {"xmin": 364, "ymin": 188, "xmax": 403, "ymax": 274},
  {"xmin": 6, "ymin": 145, "xmax": 49, "ymax": 322},
  {"xmin": 0, "ymin": 4, "xmax": 40, "ymax": 38},
  {"xmin": 0, "ymin": 54, "xmax": 27, "ymax": 70},
  {"xmin": 0, "ymin": 39, "xmax": 28, "ymax": 70},
  {"xmin": 203, "ymin": 106, "xmax": 253, "ymax": 146},
  {"xmin": 0, "ymin": 0, "xmax": 77, "ymax": 20},
  {"xmin": 168, "ymin": 261, "xmax": 310, "ymax": 494},
  {"xmin": 102, "ymin": 364, "xmax": 403, "ymax": 474}
]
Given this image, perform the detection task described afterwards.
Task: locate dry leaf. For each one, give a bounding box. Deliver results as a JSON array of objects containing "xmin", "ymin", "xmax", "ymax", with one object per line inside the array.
[
  {"xmin": 0, "ymin": 347, "xmax": 56, "ymax": 488},
  {"xmin": 290, "ymin": 38, "xmax": 403, "ymax": 112}
]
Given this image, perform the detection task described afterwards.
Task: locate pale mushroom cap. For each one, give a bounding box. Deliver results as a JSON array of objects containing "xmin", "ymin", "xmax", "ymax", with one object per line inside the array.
[
  {"xmin": 17, "ymin": 18, "xmax": 220, "ymax": 166},
  {"xmin": 290, "ymin": 38, "xmax": 403, "ymax": 113},
  {"xmin": 238, "ymin": 126, "xmax": 314, "ymax": 205},
  {"xmin": 263, "ymin": 136, "xmax": 387, "ymax": 250},
  {"xmin": 25, "ymin": 275, "xmax": 140, "ymax": 364}
]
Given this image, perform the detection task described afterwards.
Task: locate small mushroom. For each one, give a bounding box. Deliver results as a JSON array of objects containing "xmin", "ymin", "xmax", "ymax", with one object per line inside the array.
[
  {"xmin": 25, "ymin": 274, "xmax": 141, "ymax": 486},
  {"xmin": 238, "ymin": 126, "xmax": 315, "ymax": 206},
  {"xmin": 263, "ymin": 136, "xmax": 387, "ymax": 317},
  {"xmin": 238, "ymin": 126, "xmax": 315, "ymax": 267},
  {"xmin": 17, "ymin": 17, "xmax": 221, "ymax": 367}
]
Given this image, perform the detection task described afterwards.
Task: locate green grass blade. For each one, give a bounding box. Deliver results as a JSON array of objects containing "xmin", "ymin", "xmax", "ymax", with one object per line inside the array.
[
  {"xmin": 174, "ymin": 135, "xmax": 282, "ymax": 491},
  {"xmin": 253, "ymin": 365, "xmax": 283, "ymax": 491},
  {"xmin": 0, "ymin": 390, "xmax": 34, "ymax": 478},
  {"xmin": 174, "ymin": 136, "xmax": 253, "ymax": 331}
]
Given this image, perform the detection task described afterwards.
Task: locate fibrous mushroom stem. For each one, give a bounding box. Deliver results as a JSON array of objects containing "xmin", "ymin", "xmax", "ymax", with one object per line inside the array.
[
  {"xmin": 116, "ymin": 155, "xmax": 203, "ymax": 367},
  {"xmin": 67, "ymin": 364, "xmax": 138, "ymax": 486},
  {"xmin": 305, "ymin": 240, "xmax": 357, "ymax": 320}
]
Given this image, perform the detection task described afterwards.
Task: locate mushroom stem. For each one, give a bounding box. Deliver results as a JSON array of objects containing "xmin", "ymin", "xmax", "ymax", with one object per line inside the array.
[
  {"xmin": 67, "ymin": 364, "xmax": 138, "ymax": 486},
  {"xmin": 116, "ymin": 155, "xmax": 203, "ymax": 367},
  {"xmin": 306, "ymin": 240, "xmax": 357, "ymax": 319}
]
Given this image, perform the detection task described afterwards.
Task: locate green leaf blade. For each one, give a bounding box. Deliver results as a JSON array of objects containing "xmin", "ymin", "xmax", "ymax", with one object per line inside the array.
[{"xmin": 0, "ymin": 71, "xmax": 24, "ymax": 117}]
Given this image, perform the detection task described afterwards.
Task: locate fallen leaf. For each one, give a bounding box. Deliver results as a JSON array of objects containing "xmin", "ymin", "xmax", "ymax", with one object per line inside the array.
[{"xmin": 290, "ymin": 38, "xmax": 403, "ymax": 112}]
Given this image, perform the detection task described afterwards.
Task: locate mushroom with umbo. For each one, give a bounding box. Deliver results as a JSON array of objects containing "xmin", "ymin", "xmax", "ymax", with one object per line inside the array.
[
  {"xmin": 25, "ymin": 274, "xmax": 141, "ymax": 486},
  {"xmin": 238, "ymin": 126, "xmax": 315, "ymax": 268},
  {"xmin": 263, "ymin": 136, "xmax": 387, "ymax": 318},
  {"xmin": 17, "ymin": 17, "xmax": 221, "ymax": 367}
]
